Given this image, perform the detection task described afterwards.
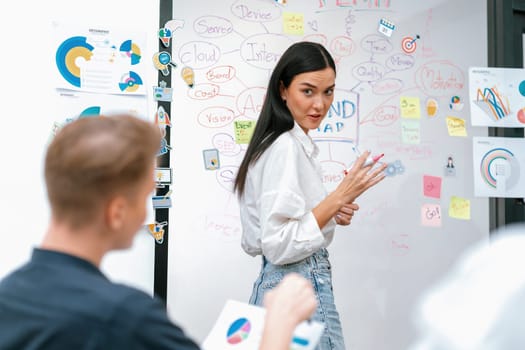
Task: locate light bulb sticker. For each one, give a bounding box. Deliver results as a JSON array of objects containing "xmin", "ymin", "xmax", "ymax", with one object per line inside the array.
[
  {"xmin": 181, "ymin": 66, "xmax": 195, "ymax": 88},
  {"xmin": 153, "ymin": 51, "xmax": 177, "ymax": 76},
  {"xmin": 158, "ymin": 27, "xmax": 172, "ymax": 47}
]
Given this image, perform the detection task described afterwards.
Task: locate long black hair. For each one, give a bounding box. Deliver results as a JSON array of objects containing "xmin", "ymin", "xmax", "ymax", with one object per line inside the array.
[{"xmin": 234, "ymin": 41, "xmax": 336, "ymax": 196}]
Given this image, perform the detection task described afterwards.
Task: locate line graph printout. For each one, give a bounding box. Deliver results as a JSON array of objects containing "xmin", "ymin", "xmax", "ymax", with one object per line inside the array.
[
  {"xmin": 473, "ymin": 136, "xmax": 525, "ymax": 198},
  {"xmin": 469, "ymin": 67, "xmax": 525, "ymax": 127}
]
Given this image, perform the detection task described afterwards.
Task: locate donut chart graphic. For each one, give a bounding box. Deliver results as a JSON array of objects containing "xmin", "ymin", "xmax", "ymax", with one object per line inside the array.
[
  {"xmin": 226, "ymin": 318, "xmax": 251, "ymax": 344},
  {"xmin": 480, "ymin": 147, "xmax": 520, "ymax": 189},
  {"xmin": 79, "ymin": 106, "xmax": 101, "ymax": 118},
  {"xmin": 56, "ymin": 36, "xmax": 94, "ymax": 87},
  {"xmin": 119, "ymin": 71, "xmax": 143, "ymax": 92},
  {"xmin": 120, "ymin": 39, "xmax": 142, "ymax": 65}
]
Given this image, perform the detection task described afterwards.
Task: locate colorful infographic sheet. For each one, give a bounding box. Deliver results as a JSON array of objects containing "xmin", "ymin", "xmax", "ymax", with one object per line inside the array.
[
  {"xmin": 469, "ymin": 67, "xmax": 525, "ymax": 128},
  {"xmin": 473, "ymin": 136, "xmax": 525, "ymax": 198},
  {"xmin": 53, "ymin": 22, "xmax": 147, "ymax": 95}
]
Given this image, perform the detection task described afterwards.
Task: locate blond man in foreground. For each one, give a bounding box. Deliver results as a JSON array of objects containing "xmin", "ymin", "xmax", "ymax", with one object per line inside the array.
[{"xmin": 0, "ymin": 114, "xmax": 316, "ymax": 350}]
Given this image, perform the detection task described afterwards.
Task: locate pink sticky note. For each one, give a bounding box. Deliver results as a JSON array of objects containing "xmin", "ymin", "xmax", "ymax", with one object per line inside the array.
[
  {"xmin": 421, "ymin": 204, "xmax": 442, "ymax": 227},
  {"xmin": 423, "ymin": 175, "xmax": 442, "ymax": 199}
]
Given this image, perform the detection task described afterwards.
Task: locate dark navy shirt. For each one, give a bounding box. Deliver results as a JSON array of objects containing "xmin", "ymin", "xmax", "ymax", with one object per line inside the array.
[{"xmin": 0, "ymin": 248, "xmax": 201, "ymax": 349}]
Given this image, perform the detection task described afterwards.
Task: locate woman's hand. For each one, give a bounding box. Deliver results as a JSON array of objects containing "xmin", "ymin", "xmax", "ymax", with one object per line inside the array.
[
  {"xmin": 335, "ymin": 202, "xmax": 359, "ymax": 226},
  {"xmin": 336, "ymin": 150, "xmax": 387, "ymax": 204},
  {"xmin": 312, "ymin": 151, "xmax": 387, "ymax": 231}
]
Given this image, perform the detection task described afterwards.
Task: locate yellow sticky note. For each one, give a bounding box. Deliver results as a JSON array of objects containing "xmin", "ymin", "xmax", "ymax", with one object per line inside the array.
[
  {"xmin": 446, "ymin": 116, "xmax": 467, "ymax": 136},
  {"xmin": 234, "ymin": 120, "xmax": 256, "ymax": 144},
  {"xmin": 449, "ymin": 196, "xmax": 471, "ymax": 220},
  {"xmin": 400, "ymin": 96, "xmax": 421, "ymax": 119},
  {"xmin": 283, "ymin": 12, "xmax": 304, "ymax": 35}
]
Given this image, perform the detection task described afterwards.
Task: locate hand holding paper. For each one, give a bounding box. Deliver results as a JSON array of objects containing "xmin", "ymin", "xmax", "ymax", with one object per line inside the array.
[{"xmin": 202, "ymin": 274, "xmax": 323, "ymax": 350}]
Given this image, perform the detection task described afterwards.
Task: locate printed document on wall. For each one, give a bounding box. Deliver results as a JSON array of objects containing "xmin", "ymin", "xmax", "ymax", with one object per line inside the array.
[
  {"xmin": 53, "ymin": 21, "xmax": 147, "ymax": 95},
  {"xmin": 473, "ymin": 136, "xmax": 525, "ymax": 198},
  {"xmin": 469, "ymin": 67, "xmax": 525, "ymax": 128}
]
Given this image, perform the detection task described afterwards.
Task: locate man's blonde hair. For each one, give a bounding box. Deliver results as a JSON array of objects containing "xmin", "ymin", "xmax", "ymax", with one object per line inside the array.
[{"xmin": 45, "ymin": 114, "xmax": 161, "ymax": 228}]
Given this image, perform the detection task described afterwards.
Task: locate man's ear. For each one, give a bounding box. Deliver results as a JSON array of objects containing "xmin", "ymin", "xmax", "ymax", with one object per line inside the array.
[{"xmin": 105, "ymin": 196, "xmax": 127, "ymax": 231}]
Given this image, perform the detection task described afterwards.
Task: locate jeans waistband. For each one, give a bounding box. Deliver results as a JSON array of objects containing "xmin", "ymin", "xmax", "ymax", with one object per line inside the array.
[{"xmin": 262, "ymin": 247, "xmax": 329, "ymax": 269}]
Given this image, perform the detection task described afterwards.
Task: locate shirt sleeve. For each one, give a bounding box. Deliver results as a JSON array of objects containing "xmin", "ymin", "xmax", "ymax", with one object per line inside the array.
[{"xmin": 257, "ymin": 138, "xmax": 327, "ymax": 265}]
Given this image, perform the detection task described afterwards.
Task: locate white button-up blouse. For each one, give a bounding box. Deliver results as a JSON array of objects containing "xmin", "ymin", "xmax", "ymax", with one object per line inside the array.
[{"xmin": 239, "ymin": 122, "xmax": 337, "ymax": 265}]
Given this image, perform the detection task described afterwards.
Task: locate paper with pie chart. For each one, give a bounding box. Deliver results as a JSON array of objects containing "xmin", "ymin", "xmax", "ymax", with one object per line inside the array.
[
  {"xmin": 55, "ymin": 91, "xmax": 148, "ymax": 124},
  {"xmin": 473, "ymin": 136, "xmax": 525, "ymax": 198},
  {"xmin": 202, "ymin": 299, "xmax": 324, "ymax": 350},
  {"xmin": 53, "ymin": 22, "xmax": 147, "ymax": 95},
  {"xmin": 469, "ymin": 67, "xmax": 525, "ymax": 127}
]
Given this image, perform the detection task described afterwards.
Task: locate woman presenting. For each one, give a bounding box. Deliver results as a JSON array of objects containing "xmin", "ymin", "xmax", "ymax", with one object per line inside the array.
[{"xmin": 234, "ymin": 41, "xmax": 387, "ymax": 349}]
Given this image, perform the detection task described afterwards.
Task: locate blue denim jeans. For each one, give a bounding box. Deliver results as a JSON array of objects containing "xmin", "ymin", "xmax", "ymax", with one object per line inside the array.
[{"xmin": 249, "ymin": 248, "xmax": 346, "ymax": 350}]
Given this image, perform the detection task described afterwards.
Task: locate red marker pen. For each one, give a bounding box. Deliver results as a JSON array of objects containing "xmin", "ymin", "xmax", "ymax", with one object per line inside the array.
[
  {"xmin": 344, "ymin": 153, "xmax": 384, "ymax": 175},
  {"xmin": 363, "ymin": 153, "xmax": 385, "ymax": 167}
]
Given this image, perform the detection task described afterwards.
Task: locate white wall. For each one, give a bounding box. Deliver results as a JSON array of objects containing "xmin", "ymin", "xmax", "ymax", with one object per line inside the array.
[{"xmin": 0, "ymin": 0, "xmax": 160, "ymax": 295}]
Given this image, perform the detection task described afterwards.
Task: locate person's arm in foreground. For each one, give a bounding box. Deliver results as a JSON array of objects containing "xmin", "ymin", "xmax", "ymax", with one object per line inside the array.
[{"xmin": 259, "ymin": 273, "xmax": 317, "ymax": 350}]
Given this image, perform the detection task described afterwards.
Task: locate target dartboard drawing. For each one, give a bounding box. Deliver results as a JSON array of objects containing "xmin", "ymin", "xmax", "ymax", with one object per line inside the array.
[{"xmin": 401, "ymin": 36, "xmax": 417, "ymax": 54}]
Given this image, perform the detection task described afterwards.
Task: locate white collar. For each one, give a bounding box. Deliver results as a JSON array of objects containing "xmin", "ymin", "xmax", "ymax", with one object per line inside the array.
[{"xmin": 290, "ymin": 122, "xmax": 319, "ymax": 159}]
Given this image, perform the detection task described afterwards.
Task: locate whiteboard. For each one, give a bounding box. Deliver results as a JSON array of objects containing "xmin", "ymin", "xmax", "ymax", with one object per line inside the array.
[{"xmin": 166, "ymin": 1, "xmax": 489, "ymax": 349}]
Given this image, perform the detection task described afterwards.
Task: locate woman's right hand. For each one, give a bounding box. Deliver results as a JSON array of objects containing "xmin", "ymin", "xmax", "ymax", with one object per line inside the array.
[
  {"xmin": 312, "ymin": 151, "xmax": 387, "ymax": 230},
  {"xmin": 336, "ymin": 150, "xmax": 387, "ymax": 204}
]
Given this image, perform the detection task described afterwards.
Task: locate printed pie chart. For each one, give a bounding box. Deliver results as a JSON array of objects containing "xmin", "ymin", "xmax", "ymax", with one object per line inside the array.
[{"xmin": 226, "ymin": 318, "xmax": 251, "ymax": 344}]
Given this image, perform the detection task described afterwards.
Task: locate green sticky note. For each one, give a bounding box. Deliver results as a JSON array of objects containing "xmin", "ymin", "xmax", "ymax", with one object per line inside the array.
[{"xmin": 234, "ymin": 120, "xmax": 256, "ymax": 144}]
